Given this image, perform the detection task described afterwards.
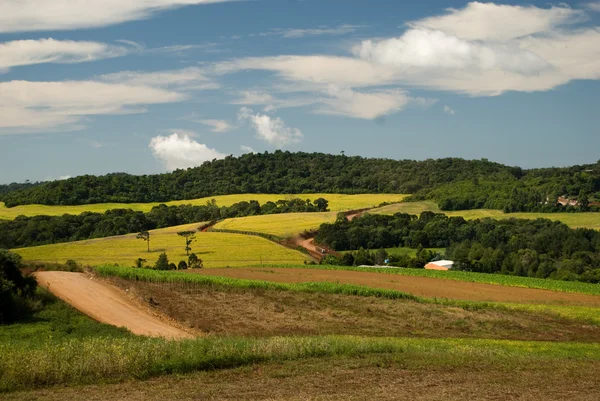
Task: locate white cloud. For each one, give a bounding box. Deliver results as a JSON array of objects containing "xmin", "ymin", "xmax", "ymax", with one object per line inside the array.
[
  {"xmin": 0, "ymin": 80, "xmax": 185, "ymax": 132},
  {"xmin": 355, "ymin": 28, "xmax": 550, "ymax": 75},
  {"xmin": 587, "ymin": 2, "xmax": 600, "ymax": 12},
  {"xmin": 411, "ymin": 1, "xmax": 584, "ymax": 41},
  {"xmin": 214, "ymin": 1, "xmax": 600, "ymax": 98},
  {"xmin": 238, "ymin": 107, "xmax": 303, "ymax": 147},
  {"xmin": 197, "ymin": 119, "xmax": 232, "ymax": 133},
  {"xmin": 240, "ymin": 145, "xmax": 255, "ymax": 154},
  {"xmin": 0, "ymin": 38, "xmax": 130, "ymax": 73},
  {"xmin": 0, "ymin": 0, "xmax": 235, "ymax": 33},
  {"xmin": 100, "ymin": 67, "xmax": 218, "ymax": 90},
  {"xmin": 149, "ymin": 133, "xmax": 226, "ymax": 170},
  {"xmin": 319, "ymin": 86, "xmax": 410, "ymax": 119},
  {"xmin": 443, "ymin": 105, "xmax": 456, "ymax": 115},
  {"xmin": 230, "ymin": 90, "xmax": 317, "ymax": 112}
]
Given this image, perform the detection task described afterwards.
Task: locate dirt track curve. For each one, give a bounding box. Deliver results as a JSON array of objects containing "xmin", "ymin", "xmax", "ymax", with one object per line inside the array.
[{"xmin": 36, "ymin": 271, "xmax": 194, "ymax": 339}]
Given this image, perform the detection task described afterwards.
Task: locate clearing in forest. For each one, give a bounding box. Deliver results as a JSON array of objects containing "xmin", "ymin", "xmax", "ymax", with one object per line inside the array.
[
  {"xmin": 12, "ymin": 223, "xmax": 310, "ymax": 267},
  {"xmin": 370, "ymin": 201, "xmax": 600, "ymax": 230},
  {"xmin": 213, "ymin": 212, "xmax": 337, "ymax": 237},
  {"xmin": 0, "ymin": 194, "xmax": 406, "ymax": 220}
]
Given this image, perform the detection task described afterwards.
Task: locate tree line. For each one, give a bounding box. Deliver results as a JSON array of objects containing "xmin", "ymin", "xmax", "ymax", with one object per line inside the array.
[
  {"xmin": 315, "ymin": 212, "xmax": 600, "ymax": 283},
  {"xmin": 0, "ymin": 197, "xmax": 329, "ymax": 249},
  {"xmin": 3, "ymin": 151, "xmax": 597, "ymax": 211}
]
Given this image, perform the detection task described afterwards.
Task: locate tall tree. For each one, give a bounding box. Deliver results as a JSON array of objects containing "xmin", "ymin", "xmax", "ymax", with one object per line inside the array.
[
  {"xmin": 136, "ymin": 230, "xmax": 150, "ymax": 252},
  {"xmin": 177, "ymin": 231, "xmax": 196, "ymax": 256}
]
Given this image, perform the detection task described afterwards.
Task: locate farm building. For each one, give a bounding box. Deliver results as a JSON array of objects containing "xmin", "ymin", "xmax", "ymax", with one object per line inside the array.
[{"xmin": 425, "ymin": 260, "xmax": 454, "ymax": 271}]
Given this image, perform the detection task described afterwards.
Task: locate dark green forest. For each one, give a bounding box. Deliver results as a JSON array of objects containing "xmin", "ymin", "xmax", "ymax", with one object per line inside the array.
[
  {"xmin": 2, "ymin": 152, "xmax": 598, "ymax": 211},
  {"xmin": 0, "ymin": 198, "xmax": 328, "ymax": 249},
  {"xmin": 316, "ymin": 212, "xmax": 600, "ymax": 283}
]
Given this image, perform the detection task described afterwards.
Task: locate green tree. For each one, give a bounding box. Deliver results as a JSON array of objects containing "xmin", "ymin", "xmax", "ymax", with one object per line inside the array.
[
  {"xmin": 136, "ymin": 230, "xmax": 150, "ymax": 252},
  {"xmin": 135, "ymin": 258, "xmax": 146, "ymax": 268},
  {"xmin": 1, "ymin": 250, "xmax": 37, "ymax": 324},
  {"xmin": 154, "ymin": 252, "xmax": 170, "ymax": 270},
  {"xmin": 188, "ymin": 253, "xmax": 203, "ymax": 269},
  {"xmin": 177, "ymin": 260, "xmax": 188, "ymax": 270},
  {"xmin": 177, "ymin": 230, "xmax": 196, "ymax": 256}
]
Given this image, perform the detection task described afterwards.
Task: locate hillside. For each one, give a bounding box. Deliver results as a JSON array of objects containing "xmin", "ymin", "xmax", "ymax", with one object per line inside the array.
[{"xmin": 2, "ymin": 152, "xmax": 598, "ymax": 212}]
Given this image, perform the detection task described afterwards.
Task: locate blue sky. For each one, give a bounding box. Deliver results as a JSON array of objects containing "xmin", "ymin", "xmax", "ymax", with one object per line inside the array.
[{"xmin": 0, "ymin": 0, "xmax": 599, "ymax": 183}]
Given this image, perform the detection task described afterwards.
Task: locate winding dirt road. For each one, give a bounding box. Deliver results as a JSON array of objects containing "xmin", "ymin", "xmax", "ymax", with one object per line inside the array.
[{"xmin": 36, "ymin": 271, "xmax": 194, "ymax": 339}]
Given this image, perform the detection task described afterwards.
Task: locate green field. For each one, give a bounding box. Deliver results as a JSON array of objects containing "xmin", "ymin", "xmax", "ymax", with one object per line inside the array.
[
  {"xmin": 213, "ymin": 212, "xmax": 337, "ymax": 237},
  {"xmin": 0, "ymin": 194, "xmax": 406, "ymax": 220},
  {"xmin": 12, "ymin": 223, "xmax": 310, "ymax": 267},
  {"xmin": 370, "ymin": 201, "xmax": 600, "ymax": 230}
]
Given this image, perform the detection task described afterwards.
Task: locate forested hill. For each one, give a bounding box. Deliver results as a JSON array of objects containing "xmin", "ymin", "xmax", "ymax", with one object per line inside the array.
[{"xmin": 1, "ymin": 151, "xmax": 599, "ymax": 211}]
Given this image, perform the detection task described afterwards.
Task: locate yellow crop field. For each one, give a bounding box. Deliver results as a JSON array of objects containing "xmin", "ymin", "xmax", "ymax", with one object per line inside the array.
[
  {"xmin": 213, "ymin": 212, "xmax": 337, "ymax": 237},
  {"xmin": 0, "ymin": 194, "xmax": 407, "ymax": 220},
  {"xmin": 370, "ymin": 201, "xmax": 600, "ymax": 230},
  {"xmin": 12, "ymin": 222, "xmax": 311, "ymax": 267}
]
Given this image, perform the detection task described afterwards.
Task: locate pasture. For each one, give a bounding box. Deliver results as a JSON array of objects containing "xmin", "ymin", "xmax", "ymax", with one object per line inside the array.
[
  {"xmin": 370, "ymin": 201, "xmax": 600, "ymax": 229},
  {"xmin": 12, "ymin": 223, "xmax": 311, "ymax": 267},
  {"xmin": 213, "ymin": 212, "xmax": 337, "ymax": 237},
  {"xmin": 0, "ymin": 194, "xmax": 406, "ymax": 220}
]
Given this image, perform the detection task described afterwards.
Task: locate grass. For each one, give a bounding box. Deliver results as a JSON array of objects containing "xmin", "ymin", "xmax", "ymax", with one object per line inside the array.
[
  {"xmin": 0, "ymin": 289, "xmax": 132, "ymax": 347},
  {"xmin": 247, "ymin": 263, "xmax": 600, "ymax": 296},
  {"xmin": 213, "ymin": 212, "xmax": 337, "ymax": 237},
  {"xmin": 0, "ymin": 194, "xmax": 407, "ymax": 220},
  {"xmin": 12, "ymin": 223, "xmax": 311, "ymax": 268},
  {"xmin": 2, "ymin": 333, "xmax": 600, "ymax": 392},
  {"xmin": 370, "ymin": 201, "xmax": 600, "ymax": 230}
]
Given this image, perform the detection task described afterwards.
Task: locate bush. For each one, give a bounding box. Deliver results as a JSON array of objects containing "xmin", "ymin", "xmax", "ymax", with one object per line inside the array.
[{"xmin": 0, "ymin": 250, "xmax": 37, "ymax": 324}]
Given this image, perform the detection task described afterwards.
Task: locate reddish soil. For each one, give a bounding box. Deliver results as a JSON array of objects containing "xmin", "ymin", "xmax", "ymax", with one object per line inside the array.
[
  {"xmin": 187, "ymin": 267, "xmax": 600, "ymax": 306},
  {"xmin": 35, "ymin": 271, "xmax": 194, "ymax": 339}
]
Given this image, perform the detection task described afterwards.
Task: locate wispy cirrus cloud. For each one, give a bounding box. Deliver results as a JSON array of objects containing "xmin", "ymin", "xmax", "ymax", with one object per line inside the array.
[
  {"xmin": 0, "ymin": 0, "xmax": 236, "ymax": 33},
  {"xmin": 0, "ymin": 38, "xmax": 132, "ymax": 73},
  {"xmin": 196, "ymin": 119, "xmax": 233, "ymax": 133},
  {"xmin": 258, "ymin": 24, "xmax": 362, "ymax": 39}
]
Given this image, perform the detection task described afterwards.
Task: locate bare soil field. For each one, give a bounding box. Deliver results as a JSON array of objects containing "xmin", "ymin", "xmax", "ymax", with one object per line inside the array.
[
  {"xmin": 186, "ymin": 267, "xmax": 600, "ymax": 306},
  {"xmin": 111, "ymin": 278, "xmax": 600, "ymax": 342},
  {"xmin": 5, "ymin": 356, "xmax": 600, "ymax": 401},
  {"xmin": 35, "ymin": 272, "xmax": 194, "ymax": 339}
]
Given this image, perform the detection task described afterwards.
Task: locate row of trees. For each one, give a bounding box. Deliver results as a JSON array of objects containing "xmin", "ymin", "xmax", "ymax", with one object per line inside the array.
[
  {"xmin": 315, "ymin": 212, "xmax": 600, "ymax": 283},
  {"xmin": 322, "ymin": 246, "xmax": 437, "ymax": 269},
  {"xmin": 2, "ymin": 152, "xmax": 598, "ymax": 212},
  {"xmin": 0, "ymin": 197, "xmax": 329, "ymax": 249},
  {"xmin": 136, "ymin": 252, "xmax": 203, "ymax": 271}
]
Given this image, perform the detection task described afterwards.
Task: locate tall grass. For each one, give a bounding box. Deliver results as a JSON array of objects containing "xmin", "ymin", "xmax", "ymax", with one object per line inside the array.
[
  {"xmin": 95, "ymin": 265, "xmax": 421, "ymax": 301},
  {"xmin": 2, "ymin": 335, "xmax": 599, "ymax": 392}
]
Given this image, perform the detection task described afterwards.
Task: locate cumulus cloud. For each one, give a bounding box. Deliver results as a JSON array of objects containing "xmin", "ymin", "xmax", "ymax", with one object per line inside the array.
[
  {"xmin": 197, "ymin": 119, "xmax": 232, "ymax": 133},
  {"xmin": 0, "ymin": 80, "xmax": 185, "ymax": 132},
  {"xmin": 149, "ymin": 132, "xmax": 226, "ymax": 170},
  {"xmin": 240, "ymin": 145, "xmax": 255, "ymax": 154},
  {"xmin": 443, "ymin": 105, "xmax": 456, "ymax": 115},
  {"xmin": 587, "ymin": 2, "xmax": 600, "ymax": 12},
  {"xmin": 0, "ymin": 0, "xmax": 235, "ymax": 33},
  {"xmin": 0, "ymin": 38, "xmax": 131, "ymax": 73},
  {"xmin": 238, "ymin": 107, "xmax": 303, "ymax": 147},
  {"xmin": 354, "ymin": 28, "xmax": 550, "ymax": 75},
  {"xmin": 411, "ymin": 1, "xmax": 584, "ymax": 41}
]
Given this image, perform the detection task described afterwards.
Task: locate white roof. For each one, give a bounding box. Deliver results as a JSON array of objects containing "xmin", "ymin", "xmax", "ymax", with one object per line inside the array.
[{"xmin": 429, "ymin": 260, "xmax": 454, "ymax": 267}]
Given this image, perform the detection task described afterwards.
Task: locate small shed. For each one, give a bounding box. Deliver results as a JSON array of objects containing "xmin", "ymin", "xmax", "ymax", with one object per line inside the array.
[{"xmin": 425, "ymin": 260, "xmax": 454, "ymax": 271}]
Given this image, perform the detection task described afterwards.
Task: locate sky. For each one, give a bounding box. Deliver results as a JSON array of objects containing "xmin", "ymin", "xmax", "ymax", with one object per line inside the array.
[{"xmin": 0, "ymin": 0, "xmax": 599, "ymax": 183}]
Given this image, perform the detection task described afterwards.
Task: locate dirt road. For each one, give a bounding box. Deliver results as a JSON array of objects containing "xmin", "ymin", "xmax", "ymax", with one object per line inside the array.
[
  {"xmin": 36, "ymin": 271, "xmax": 194, "ymax": 339},
  {"xmin": 187, "ymin": 267, "xmax": 600, "ymax": 306}
]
